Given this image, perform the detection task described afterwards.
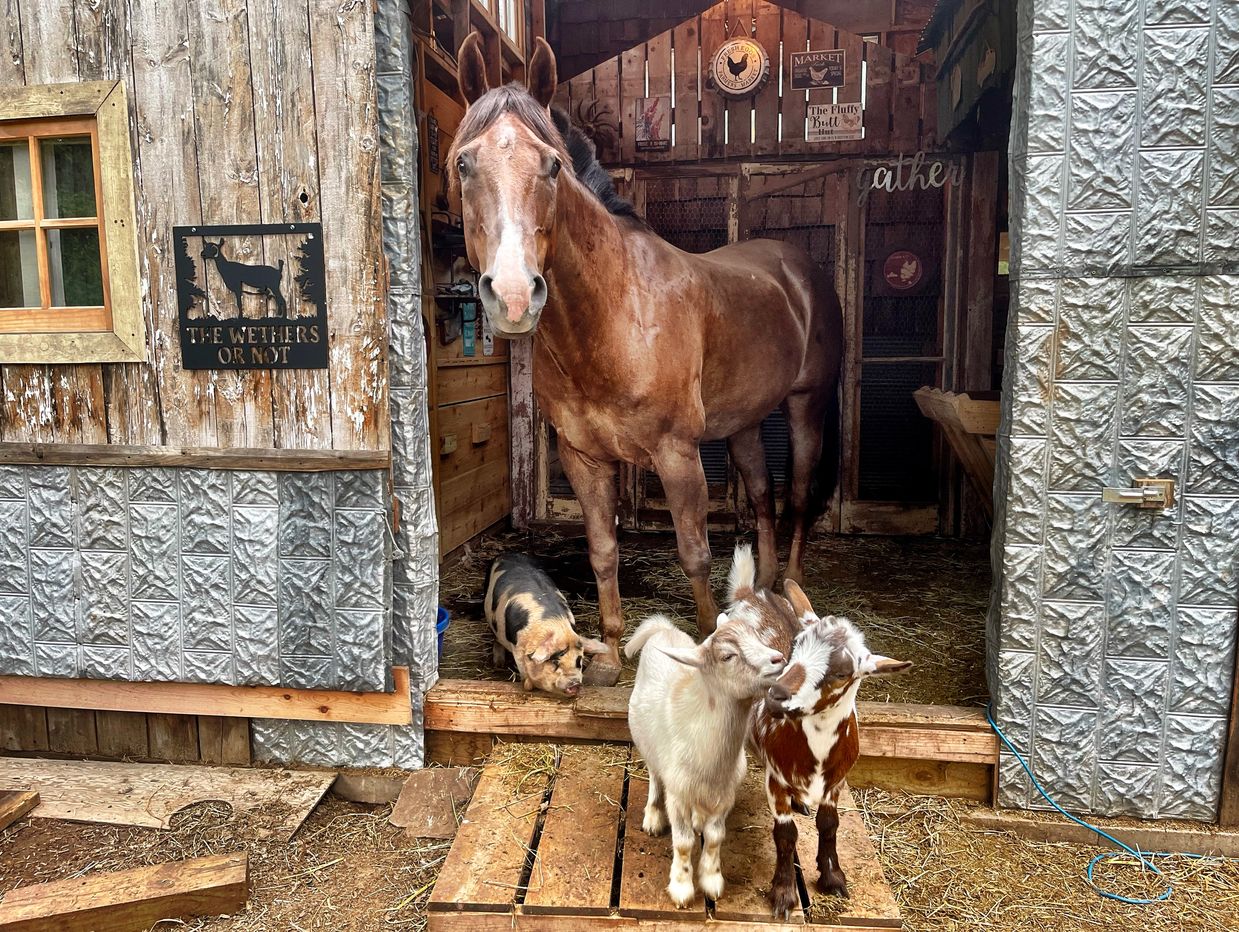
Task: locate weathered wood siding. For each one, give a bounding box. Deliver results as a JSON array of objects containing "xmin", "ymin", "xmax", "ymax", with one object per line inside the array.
[
  {"xmin": 0, "ymin": 0, "xmax": 387, "ymax": 452},
  {"xmin": 553, "ymin": 0, "xmax": 938, "ymax": 165}
]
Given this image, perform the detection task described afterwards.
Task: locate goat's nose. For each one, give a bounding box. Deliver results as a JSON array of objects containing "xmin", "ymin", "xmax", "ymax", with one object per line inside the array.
[
  {"xmin": 771, "ymin": 652, "xmax": 785, "ymax": 666},
  {"xmin": 769, "ymin": 683, "xmax": 791, "ymax": 702}
]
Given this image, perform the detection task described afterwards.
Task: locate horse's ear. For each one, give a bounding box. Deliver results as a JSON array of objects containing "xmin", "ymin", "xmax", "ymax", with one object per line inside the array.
[
  {"xmin": 527, "ymin": 36, "xmax": 558, "ymax": 109},
  {"xmin": 458, "ymin": 32, "xmax": 489, "ymax": 105}
]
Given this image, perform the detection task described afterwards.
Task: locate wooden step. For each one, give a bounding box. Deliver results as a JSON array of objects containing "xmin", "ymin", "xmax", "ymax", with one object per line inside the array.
[{"xmin": 426, "ymin": 745, "xmax": 902, "ymax": 930}]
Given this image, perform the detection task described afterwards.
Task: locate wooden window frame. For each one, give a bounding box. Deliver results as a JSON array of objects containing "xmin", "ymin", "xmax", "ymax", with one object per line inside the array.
[{"xmin": 0, "ymin": 81, "xmax": 143, "ymax": 363}]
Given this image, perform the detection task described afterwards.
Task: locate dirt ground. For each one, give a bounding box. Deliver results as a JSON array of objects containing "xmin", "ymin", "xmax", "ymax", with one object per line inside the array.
[
  {"xmin": 2, "ymin": 775, "xmax": 1235, "ymax": 931},
  {"xmin": 440, "ymin": 527, "xmax": 991, "ymax": 705}
]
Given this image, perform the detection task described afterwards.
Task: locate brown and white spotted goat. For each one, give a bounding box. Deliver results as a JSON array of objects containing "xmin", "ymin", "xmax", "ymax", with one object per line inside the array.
[{"xmin": 742, "ymin": 580, "xmax": 911, "ymax": 918}]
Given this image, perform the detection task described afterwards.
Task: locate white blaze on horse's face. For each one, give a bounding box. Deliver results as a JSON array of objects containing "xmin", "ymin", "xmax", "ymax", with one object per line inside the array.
[{"xmin": 455, "ymin": 114, "xmax": 559, "ymax": 337}]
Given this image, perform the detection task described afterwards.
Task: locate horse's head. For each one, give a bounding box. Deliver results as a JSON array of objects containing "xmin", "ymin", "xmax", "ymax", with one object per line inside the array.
[{"xmin": 448, "ymin": 33, "xmax": 562, "ymax": 337}]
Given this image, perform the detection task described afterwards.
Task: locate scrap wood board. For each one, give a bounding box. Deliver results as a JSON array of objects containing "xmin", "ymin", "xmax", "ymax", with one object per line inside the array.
[
  {"xmin": 0, "ymin": 790, "xmax": 39, "ymax": 832},
  {"xmin": 0, "ymin": 853, "xmax": 247, "ymax": 932},
  {"xmin": 0, "ymin": 757, "xmax": 333, "ymax": 839},
  {"xmin": 427, "ymin": 745, "xmax": 901, "ymax": 930}
]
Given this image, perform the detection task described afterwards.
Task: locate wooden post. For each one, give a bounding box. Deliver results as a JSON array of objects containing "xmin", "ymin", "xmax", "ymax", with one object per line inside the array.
[
  {"xmin": 508, "ymin": 339, "xmax": 535, "ymax": 529},
  {"xmin": 963, "ymin": 151, "xmax": 999, "ymax": 392}
]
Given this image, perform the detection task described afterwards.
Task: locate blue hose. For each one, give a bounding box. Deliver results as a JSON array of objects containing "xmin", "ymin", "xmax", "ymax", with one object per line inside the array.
[{"xmin": 986, "ymin": 704, "xmax": 1210, "ymax": 905}]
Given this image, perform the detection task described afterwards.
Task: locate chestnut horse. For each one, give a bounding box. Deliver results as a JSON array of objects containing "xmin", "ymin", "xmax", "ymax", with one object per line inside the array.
[{"xmin": 449, "ymin": 35, "xmax": 843, "ymax": 685}]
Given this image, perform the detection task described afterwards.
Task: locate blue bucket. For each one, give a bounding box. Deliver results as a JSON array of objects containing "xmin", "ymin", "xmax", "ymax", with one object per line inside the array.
[{"xmin": 436, "ymin": 606, "xmax": 451, "ymax": 658}]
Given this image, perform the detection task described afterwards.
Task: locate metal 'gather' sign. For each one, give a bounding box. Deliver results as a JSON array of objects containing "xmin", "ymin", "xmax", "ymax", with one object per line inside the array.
[{"xmin": 173, "ymin": 222, "xmax": 329, "ymax": 370}]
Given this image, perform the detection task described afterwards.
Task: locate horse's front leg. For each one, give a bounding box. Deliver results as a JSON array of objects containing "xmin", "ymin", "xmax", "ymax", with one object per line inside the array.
[
  {"xmin": 652, "ymin": 444, "xmax": 718, "ymax": 636},
  {"xmin": 556, "ymin": 439, "xmax": 623, "ymax": 686}
]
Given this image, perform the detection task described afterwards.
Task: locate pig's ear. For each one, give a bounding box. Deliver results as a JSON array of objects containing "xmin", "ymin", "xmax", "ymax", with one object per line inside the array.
[
  {"xmin": 528, "ymin": 632, "xmax": 557, "ymax": 664},
  {"xmin": 582, "ymin": 638, "xmax": 610, "ymax": 656}
]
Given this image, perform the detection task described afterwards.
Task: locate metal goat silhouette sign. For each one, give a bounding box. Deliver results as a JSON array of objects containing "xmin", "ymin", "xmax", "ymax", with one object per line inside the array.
[{"xmin": 173, "ymin": 222, "xmax": 328, "ymax": 369}]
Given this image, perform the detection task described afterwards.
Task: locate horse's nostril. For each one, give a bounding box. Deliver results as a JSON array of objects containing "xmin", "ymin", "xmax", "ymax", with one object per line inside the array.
[
  {"xmin": 530, "ymin": 274, "xmax": 547, "ymax": 310},
  {"xmin": 478, "ymin": 274, "xmax": 496, "ymax": 302}
]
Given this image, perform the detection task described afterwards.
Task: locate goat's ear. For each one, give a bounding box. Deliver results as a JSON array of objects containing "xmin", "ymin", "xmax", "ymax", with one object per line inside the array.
[
  {"xmin": 458, "ymin": 32, "xmax": 489, "ymax": 105},
  {"xmin": 527, "ymin": 37, "xmax": 558, "ymax": 109},
  {"xmin": 656, "ymin": 644, "xmax": 706, "ymax": 669},
  {"xmin": 715, "ymin": 611, "xmax": 729, "ymax": 629},
  {"xmin": 870, "ymin": 656, "xmax": 912, "ymax": 677},
  {"xmin": 582, "ymin": 638, "xmax": 610, "ymax": 656},
  {"xmin": 783, "ymin": 580, "xmax": 816, "ymax": 622}
]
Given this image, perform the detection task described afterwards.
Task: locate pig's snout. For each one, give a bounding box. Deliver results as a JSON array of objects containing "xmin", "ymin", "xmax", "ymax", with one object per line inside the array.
[{"xmin": 563, "ymin": 681, "xmax": 582, "ymax": 697}]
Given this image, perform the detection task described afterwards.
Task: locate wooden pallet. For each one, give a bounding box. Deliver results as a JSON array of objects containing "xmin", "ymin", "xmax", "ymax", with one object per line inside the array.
[
  {"xmin": 428, "ymin": 745, "xmax": 902, "ymax": 930},
  {"xmin": 913, "ymin": 388, "xmax": 1001, "ymax": 520}
]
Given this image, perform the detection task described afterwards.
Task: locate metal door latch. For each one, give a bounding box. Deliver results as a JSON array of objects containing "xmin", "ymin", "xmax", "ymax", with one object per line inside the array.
[{"xmin": 1102, "ymin": 478, "xmax": 1176, "ymax": 510}]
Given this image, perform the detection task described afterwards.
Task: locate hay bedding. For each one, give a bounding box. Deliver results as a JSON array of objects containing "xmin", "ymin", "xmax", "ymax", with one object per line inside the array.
[{"xmin": 440, "ymin": 528, "xmax": 990, "ymax": 705}]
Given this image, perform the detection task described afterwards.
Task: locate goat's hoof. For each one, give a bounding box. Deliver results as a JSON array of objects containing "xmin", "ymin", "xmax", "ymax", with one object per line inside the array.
[
  {"xmin": 817, "ymin": 872, "xmax": 849, "ymax": 898},
  {"xmin": 699, "ymin": 872, "xmax": 724, "ymax": 900},
  {"xmin": 668, "ymin": 879, "xmax": 695, "ymax": 907},
  {"xmin": 583, "ymin": 659, "xmax": 621, "ymax": 687},
  {"xmin": 769, "ymin": 883, "xmax": 799, "ymax": 918},
  {"xmin": 642, "ymin": 808, "xmax": 668, "ymax": 835}
]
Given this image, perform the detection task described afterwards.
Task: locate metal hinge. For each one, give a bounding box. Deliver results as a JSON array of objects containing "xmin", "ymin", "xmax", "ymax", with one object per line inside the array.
[{"xmin": 1102, "ymin": 478, "xmax": 1176, "ymax": 510}]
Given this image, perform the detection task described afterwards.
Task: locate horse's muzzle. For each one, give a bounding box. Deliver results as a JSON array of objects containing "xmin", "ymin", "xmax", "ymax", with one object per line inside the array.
[{"xmin": 479, "ymin": 272, "xmax": 547, "ymax": 335}]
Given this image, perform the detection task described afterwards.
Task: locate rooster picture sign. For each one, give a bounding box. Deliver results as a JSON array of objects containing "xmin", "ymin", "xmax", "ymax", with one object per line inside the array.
[
  {"xmin": 707, "ymin": 36, "xmax": 770, "ymax": 99},
  {"xmin": 790, "ymin": 49, "xmax": 845, "ymax": 90}
]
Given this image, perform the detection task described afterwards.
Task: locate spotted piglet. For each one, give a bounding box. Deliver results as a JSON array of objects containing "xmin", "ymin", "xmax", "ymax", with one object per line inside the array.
[{"xmin": 484, "ymin": 553, "xmax": 609, "ymax": 698}]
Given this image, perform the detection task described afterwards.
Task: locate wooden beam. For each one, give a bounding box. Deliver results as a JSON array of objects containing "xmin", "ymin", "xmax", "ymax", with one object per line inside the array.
[
  {"xmin": 967, "ymin": 810, "xmax": 1239, "ymax": 858},
  {"xmin": 1220, "ymin": 618, "xmax": 1239, "ymax": 826},
  {"xmin": 0, "ymin": 853, "xmax": 248, "ymax": 931},
  {"xmin": 0, "ymin": 790, "xmax": 39, "ymax": 832},
  {"xmin": 0, "ymin": 442, "xmax": 390, "ymax": 472},
  {"xmin": 0, "ymin": 668, "xmax": 412, "ymax": 726},
  {"xmin": 424, "ymin": 680, "xmax": 998, "ymax": 763}
]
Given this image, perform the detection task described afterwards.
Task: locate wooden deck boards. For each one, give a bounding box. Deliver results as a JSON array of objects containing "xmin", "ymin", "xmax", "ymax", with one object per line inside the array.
[{"xmin": 427, "ymin": 747, "xmax": 901, "ymax": 931}]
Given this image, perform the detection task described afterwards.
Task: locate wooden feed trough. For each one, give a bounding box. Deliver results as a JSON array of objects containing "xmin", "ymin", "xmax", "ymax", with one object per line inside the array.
[
  {"xmin": 428, "ymin": 745, "xmax": 902, "ymax": 931},
  {"xmin": 913, "ymin": 388, "xmax": 1001, "ymax": 520}
]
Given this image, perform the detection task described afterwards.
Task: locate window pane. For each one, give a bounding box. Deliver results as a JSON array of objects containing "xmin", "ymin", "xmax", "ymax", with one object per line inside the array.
[
  {"xmin": 0, "ymin": 141, "xmax": 34, "ymax": 221},
  {"xmin": 47, "ymin": 227, "xmax": 104, "ymax": 306},
  {"xmin": 40, "ymin": 136, "xmax": 96, "ymax": 219},
  {"xmin": 0, "ymin": 229, "xmax": 39, "ymax": 307}
]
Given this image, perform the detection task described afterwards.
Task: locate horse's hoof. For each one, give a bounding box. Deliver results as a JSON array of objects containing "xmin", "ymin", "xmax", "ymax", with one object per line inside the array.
[{"xmin": 583, "ymin": 659, "xmax": 621, "ymax": 687}]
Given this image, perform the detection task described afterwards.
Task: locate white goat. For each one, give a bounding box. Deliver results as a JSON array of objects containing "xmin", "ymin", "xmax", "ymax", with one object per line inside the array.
[{"xmin": 625, "ymin": 607, "xmax": 786, "ymax": 907}]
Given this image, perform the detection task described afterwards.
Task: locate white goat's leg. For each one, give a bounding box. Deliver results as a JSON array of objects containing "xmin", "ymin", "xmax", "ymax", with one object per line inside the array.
[
  {"xmin": 643, "ymin": 771, "xmax": 668, "ymax": 835},
  {"xmin": 697, "ymin": 810, "xmax": 728, "ymax": 900},
  {"xmin": 666, "ymin": 797, "xmax": 697, "ymax": 908}
]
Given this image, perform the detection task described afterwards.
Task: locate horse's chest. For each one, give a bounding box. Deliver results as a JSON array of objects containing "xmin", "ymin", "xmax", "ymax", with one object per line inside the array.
[{"xmin": 535, "ymin": 389, "xmax": 659, "ymax": 467}]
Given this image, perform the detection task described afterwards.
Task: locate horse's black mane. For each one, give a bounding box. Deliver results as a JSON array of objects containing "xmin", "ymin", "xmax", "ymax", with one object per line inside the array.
[{"xmin": 550, "ymin": 107, "xmax": 639, "ymax": 220}]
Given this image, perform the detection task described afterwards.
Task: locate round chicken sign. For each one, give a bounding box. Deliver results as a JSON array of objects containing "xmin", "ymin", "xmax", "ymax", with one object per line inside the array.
[
  {"xmin": 708, "ymin": 37, "xmax": 770, "ymax": 99},
  {"xmin": 883, "ymin": 250, "xmax": 923, "ymax": 291}
]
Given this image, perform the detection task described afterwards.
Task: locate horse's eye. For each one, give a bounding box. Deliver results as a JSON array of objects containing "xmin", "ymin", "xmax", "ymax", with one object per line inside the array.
[
  {"xmin": 456, "ymin": 155, "xmax": 469, "ymax": 177},
  {"xmin": 549, "ymin": 157, "xmax": 561, "ymax": 179}
]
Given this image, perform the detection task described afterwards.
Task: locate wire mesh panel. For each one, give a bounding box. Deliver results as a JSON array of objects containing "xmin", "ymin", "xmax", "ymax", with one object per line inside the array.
[{"xmin": 857, "ymin": 179, "xmax": 949, "ymax": 505}]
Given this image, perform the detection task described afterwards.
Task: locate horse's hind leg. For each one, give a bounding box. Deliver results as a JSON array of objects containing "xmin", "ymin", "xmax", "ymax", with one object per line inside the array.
[
  {"xmin": 728, "ymin": 425, "xmax": 777, "ymax": 589},
  {"xmin": 784, "ymin": 391, "xmax": 827, "ymax": 585},
  {"xmin": 557, "ymin": 440, "xmax": 624, "ymax": 686},
  {"xmin": 652, "ymin": 444, "xmax": 719, "ymax": 637}
]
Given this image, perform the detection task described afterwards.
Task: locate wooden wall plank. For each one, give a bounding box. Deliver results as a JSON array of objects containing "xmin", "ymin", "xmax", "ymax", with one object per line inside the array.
[
  {"xmin": 0, "ymin": 0, "xmax": 24, "ymax": 86},
  {"xmin": 963, "ymin": 152, "xmax": 998, "ymax": 392},
  {"xmin": 0, "ymin": 705, "xmax": 49, "ymax": 751},
  {"xmin": 723, "ymin": 0, "xmax": 754, "ymax": 161},
  {"xmin": 309, "ymin": 0, "xmax": 387, "ymax": 452},
  {"xmin": 751, "ymin": 0, "xmax": 780, "ymax": 157},
  {"xmin": 591, "ymin": 56, "xmax": 622, "ymax": 165},
  {"xmin": 148, "ymin": 713, "xmax": 199, "ymax": 761},
  {"xmin": 197, "ymin": 715, "xmax": 251, "ymax": 765},
  {"xmin": 246, "ymin": 0, "xmax": 332, "ymax": 451},
  {"xmin": 0, "ymin": 668, "xmax": 412, "ymax": 725},
  {"xmin": 46, "ymin": 708, "xmax": 98, "ymax": 756},
  {"xmin": 187, "ymin": 0, "xmax": 274, "ymax": 450},
  {"xmin": 671, "ymin": 18, "xmax": 699, "ymax": 162},
  {"xmin": 95, "ymin": 710, "xmax": 149, "ymax": 759},
  {"xmin": 698, "ymin": 4, "xmax": 726, "ymax": 160},
  {"xmin": 643, "ymin": 27, "xmax": 673, "ymax": 164},
  {"xmin": 778, "ymin": 9, "xmax": 808, "ymax": 156},
  {"xmin": 618, "ymin": 43, "xmax": 644, "ymax": 165},
  {"xmin": 865, "ymin": 44, "xmax": 894, "ymax": 154}
]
